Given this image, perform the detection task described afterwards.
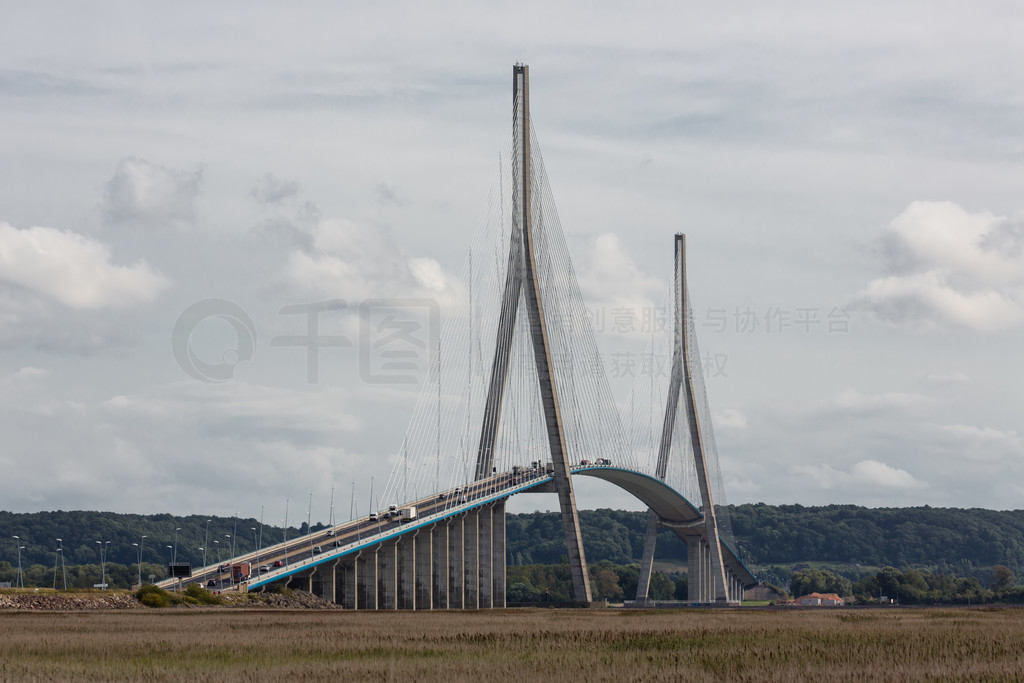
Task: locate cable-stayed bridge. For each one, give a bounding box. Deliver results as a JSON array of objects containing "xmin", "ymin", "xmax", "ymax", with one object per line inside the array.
[{"xmin": 159, "ymin": 65, "xmax": 756, "ymax": 607}]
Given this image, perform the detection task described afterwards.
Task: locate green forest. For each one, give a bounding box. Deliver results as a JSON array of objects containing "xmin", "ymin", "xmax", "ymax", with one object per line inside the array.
[{"xmin": 3, "ymin": 504, "xmax": 1023, "ymax": 596}]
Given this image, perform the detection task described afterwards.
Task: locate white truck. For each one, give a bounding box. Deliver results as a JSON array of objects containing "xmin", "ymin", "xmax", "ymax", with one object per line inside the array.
[{"xmin": 400, "ymin": 506, "xmax": 418, "ymax": 522}]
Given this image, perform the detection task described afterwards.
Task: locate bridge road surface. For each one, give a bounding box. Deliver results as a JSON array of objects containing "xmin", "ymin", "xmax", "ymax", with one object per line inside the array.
[{"xmin": 160, "ymin": 464, "xmax": 557, "ymax": 592}]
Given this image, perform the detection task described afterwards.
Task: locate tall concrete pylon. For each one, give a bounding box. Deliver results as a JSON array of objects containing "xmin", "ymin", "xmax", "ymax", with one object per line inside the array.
[
  {"xmin": 473, "ymin": 64, "xmax": 592, "ymax": 603},
  {"xmin": 636, "ymin": 234, "xmax": 730, "ymax": 603}
]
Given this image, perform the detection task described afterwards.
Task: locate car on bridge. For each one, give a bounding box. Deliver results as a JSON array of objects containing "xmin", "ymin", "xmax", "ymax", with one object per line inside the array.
[
  {"xmin": 259, "ymin": 565, "xmax": 270, "ymax": 573},
  {"xmin": 273, "ymin": 560, "xmax": 283, "ymax": 568}
]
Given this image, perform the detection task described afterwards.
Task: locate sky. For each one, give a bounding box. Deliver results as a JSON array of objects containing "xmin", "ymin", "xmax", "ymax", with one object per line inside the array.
[{"xmin": 1, "ymin": 2, "xmax": 1022, "ymax": 521}]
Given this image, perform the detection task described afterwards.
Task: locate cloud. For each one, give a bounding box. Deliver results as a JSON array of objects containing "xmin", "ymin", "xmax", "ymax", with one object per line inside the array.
[
  {"xmin": 922, "ymin": 371, "xmax": 970, "ymax": 386},
  {"xmin": 0, "ymin": 222, "xmax": 169, "ymax": 309},
  {"xmin": 574, "ymin": 233, "xmax": 665, "ymax": 337},
  {"xmin": 714, "ymin": 407, "xmax": 748, "ymax": 429},
  {"xmin": 282, "ymin": 218, "xmax": 452, "ymax": 301},
  {"xmin": 103, "ymin": 380, "xmax": 360, "ymax": 441},
  {"xmin": 852, "ymin": 201, "xmax": 1024, "ymax": 331},
  {"xmin": 372, "ymin": 182, "xmax": 408, "ymax": 207},
  {"xmin": 793, "ymin": 459, "xmax": 927, "ymax": 491},
  {"xmin": 251, "ymin": 173, "xmax": 301, "ymax": 204},
  {"xmin": 102, "ymin": 157, "xmax": 202, "ymax": 226},
  {"xmin": 831, "ymin": 388, "xmax": 933, "ymax": 414}
]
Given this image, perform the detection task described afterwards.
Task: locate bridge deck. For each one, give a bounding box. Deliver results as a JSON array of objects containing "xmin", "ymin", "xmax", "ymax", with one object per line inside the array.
[{"xmin": 158, "ymin": 463, "xmax": 755, "ymax": 594}]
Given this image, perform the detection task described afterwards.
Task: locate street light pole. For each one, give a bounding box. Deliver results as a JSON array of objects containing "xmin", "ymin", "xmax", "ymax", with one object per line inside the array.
[
  {"xmin": 199, "ymin": 546, "xmax": 206, "ymax": 570},
  {"xmin": 12, "ymin": 536, "xmax": 22, "ymax": 589},
  {"xmin": 132, "ymin": 543, "xmax": 140, "ymax": 587},
  {"xmin": 140, "ymin": 535, "xmax": 147, "ymax": 583},
  {"xmin": 173, "ymin": 527, "xmax": 181, "ymax": 564},
  {"xmin": 258, "ymin": 504, "xmax": 265, "ymax": 566},
  {"xmin": 284, "ymin": 498, "xmax": 290, "ymax": 569},
  {"xmin": 307, "ymin": 491, "xmax": 314, "ymax": 559},
  {"xmin": 95, "ymin": 540, "xmax": 110, "ymax": 590},
  {"xmin": 251, "ymin": 527, "xmax": 258, "ymax": 572},
  {"xmin": 57, "ymin": 538, "xmax": 67, "ymax": 590},
  {"xmin": 224, "ymin": 535, "xmax": 232, "ymax": 586}
]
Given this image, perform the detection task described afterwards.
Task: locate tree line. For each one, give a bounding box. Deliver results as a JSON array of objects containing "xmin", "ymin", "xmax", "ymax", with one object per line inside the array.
[{"xmin": 3, "ymin": 504, "xmax": 1023, "ymax": 592}]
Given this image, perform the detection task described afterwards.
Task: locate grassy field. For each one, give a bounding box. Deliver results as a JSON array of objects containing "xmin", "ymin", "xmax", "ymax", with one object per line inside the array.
[{"xmin": 2, "ymin": 606, "xmax": 1023, "ymax": 681}]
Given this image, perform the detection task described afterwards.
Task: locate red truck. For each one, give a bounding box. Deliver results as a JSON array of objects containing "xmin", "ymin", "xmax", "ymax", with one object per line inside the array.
[{"xmin": 231, "ymin": 562, "xmax": 251, "ymax": 582}]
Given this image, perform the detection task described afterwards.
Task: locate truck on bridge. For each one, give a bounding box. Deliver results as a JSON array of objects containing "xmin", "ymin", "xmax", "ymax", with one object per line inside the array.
[
  {"xmin": 232, "ymin": 563, "xmax": 251, "ymax": 583},
  {"xmin": 400, "ymin": 506, "xmax": 417, "ymax": 522}
]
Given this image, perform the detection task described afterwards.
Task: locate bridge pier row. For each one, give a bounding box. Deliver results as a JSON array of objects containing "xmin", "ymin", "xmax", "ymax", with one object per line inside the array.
[{"xmin": 687, "ymin": 537, "xmax": 707, "ymax": 604}]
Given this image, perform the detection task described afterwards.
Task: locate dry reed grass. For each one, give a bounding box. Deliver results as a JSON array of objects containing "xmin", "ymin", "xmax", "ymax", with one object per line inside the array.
[{"xmin": 1, "ymin": 607, "xmax": 1022, "ymax": 681}]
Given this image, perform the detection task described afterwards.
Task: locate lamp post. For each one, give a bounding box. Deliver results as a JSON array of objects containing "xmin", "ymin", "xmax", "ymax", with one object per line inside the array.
[
  {"xmin": 173, "ymin": 527, "xmax": 181, "ymax": 564},
  {"xmin": 95, "ymin": 540, "xmax": 110, "ymax": 590},
  {"xmin": 258, "ymin": 504, "xmax": 265, "ymax": 570},
  {"xmin": 199, "ymin": 546, "xmax": 206, "ymax": 570},
  {"xmin": 224, "ymin": 535, "xmax": 232, "ymax": 586},
  {"xmin": 251, "ymin": 527, "xmax": 258, "ymax": 572},
  {"xmin": 204, "ymin": 519, "xmax": 211, "ymax": 560},
  {"xmin": 307, "ymin": 491, "xmax": 314, "ymax": 558},
  {"xmin": 284, "ymin": 497, "xmax": 290, "ymax": 568},
  {"xmin": 13, "ymin": 537, "xmax": 24, "ymax": 588},
  {"xmin": 132, "ymin": 543, "xmax": 141, "ymax": 587},
  {"xmin": 140, "ymin": 535, "xmax": 147, "ymax": 580},
  {"xmin": 57, "ymin": 538, "xmax": 67, "ymax": 590}
]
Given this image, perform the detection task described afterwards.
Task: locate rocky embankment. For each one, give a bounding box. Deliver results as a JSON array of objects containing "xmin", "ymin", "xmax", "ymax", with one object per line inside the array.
[
  {"xmin": 0, "ymin": 592, "xmax": 142, "ymax": 610},
  {"xmin": 0, "ymin": 589, "xmax": 343, "ymax": 611}
]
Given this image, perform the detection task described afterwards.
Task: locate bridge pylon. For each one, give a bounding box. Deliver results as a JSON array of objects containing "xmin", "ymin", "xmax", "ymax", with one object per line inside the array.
[
  {"xmin": 636, "ymin": 234, "xmax": 731, "ymax": 604},
  {"xmin": 473, "ymin": 64, "xmax": 592, "ymax": 603}
]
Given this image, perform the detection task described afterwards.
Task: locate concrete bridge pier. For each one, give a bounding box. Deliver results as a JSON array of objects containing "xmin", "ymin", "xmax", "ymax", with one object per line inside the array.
[
  {"xmin": 448, "ymin": 514, "xmax": 465, "ymax": 609},
  {"xmin": 431, "ymin": 521, "xmax": 449, "ymax": 608},
  {"xmin": 415, "ymin": 528, "xmax": 433, "ymax": 609},
  {"xmin": 464, "ymin": 509, "xmax": 480, "ymax": 608},
  {"xmin": 379, "ymin": 539, "xmax": 399, "ymax": 610},
  {"xmin": 358, "ymin": 546, "xmax": 378, "ymax": 609}
]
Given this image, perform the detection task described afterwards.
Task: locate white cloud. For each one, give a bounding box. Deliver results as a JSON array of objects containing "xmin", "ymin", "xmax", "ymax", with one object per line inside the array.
[
  {"xmin": 832, "ymin": 388, "xmax": 933, "ymax": 413},
  {"xmin": 0, "ymin": 222, "xmax": 169, "ymax": 309},
  {"xmin": 102, "ymin": 157, "xmax": 202, "ymax": 226},
  {"xmin": 852, "ymin": 201, "xmax": 1024, "ymax": 331},
  {"xmin": 575, "ymin": 232, "xmax": 665, "ymax": 337},
  {"xmin": 713, "ymin": 407, "xmax": 748, "ymax": 429},
  {"xmin": 102, "ymin": 381, "xmax": 361, "ymax": 440},
  {"xmin": 793, "ymin": 459, "xmax": 927, "ymax": 491},
  {"xmin": 283, "ymin": 218, "xmax": 452, "ymax": 301}
]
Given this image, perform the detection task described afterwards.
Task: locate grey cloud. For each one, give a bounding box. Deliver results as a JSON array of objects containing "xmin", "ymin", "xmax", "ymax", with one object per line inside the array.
[
  {"xmin": 102, "ymin": 157, "xmax": 203, "ymax": 226},
  {"xmin": 251, "ymin": 173, "xmax": 301, "ymax": 205},
  {"xmin": 980, "ymin": 217, "xmax": 1024, "ymax": 258},
  {"xmin": 373, "ymin": 182, "xmax": 408, "ymax": 207},
  {"xmin": 251, "ymin": 216, "xmax": 314, "ymax": 251}
]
